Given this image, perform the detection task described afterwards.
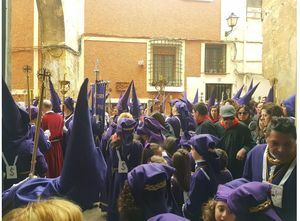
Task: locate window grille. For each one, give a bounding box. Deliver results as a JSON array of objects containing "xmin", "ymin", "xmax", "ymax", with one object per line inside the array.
[
  {"xmin": 205, "ymin": 83, "xmax": 232, "ymax": 102},
  {"xmin": 205, "ymin": 44, "xmax": 226, "ymax": 74},
  {"xmin": 148, "ymin": 39, "xmax": 183, "ymax": 87}
]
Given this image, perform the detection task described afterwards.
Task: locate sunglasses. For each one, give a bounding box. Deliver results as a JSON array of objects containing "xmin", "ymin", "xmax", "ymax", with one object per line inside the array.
[
  {"xmin": 223, "ymin": 116, "xmax": 234, "ymax": 120},
  {"xmin": 238, "ymin": 112, "xmax": 248, "ymax": 115}
]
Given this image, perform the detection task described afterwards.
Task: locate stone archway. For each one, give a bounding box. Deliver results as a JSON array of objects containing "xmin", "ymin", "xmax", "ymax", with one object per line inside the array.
[{"xmin": 35, "ymin": 0, "xmax": 82, "ymax": 98}]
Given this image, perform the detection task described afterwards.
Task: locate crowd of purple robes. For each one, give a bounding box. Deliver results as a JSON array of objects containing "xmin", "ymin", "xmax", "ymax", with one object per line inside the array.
[{"xmin": 2, "ymin": 77, "xmax": 296, "ymax": 221}]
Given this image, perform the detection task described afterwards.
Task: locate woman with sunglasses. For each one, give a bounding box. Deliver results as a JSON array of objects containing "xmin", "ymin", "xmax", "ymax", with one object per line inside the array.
[{"xmin": 236, "ymin": 105, "xmax": 251, "ymax": 126}]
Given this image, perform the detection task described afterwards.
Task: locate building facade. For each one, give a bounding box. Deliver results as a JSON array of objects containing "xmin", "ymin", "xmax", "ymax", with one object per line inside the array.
[{"xmin": 6, "ymin": 0, "xmax": 288, "ymax": 108}]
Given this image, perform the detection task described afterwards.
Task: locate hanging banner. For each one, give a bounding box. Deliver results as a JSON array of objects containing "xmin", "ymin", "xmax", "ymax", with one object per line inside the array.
[{"xmin": 95, "ymin": 81, "xmax": 107, "ymax": 133}]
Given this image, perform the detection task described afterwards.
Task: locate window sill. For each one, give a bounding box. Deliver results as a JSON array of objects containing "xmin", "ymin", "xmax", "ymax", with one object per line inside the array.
[
  {"xmin": 204, "ymin": 72, "xmax": 227, "ymax": 75},
  {"xmin": 147, "ymin": 85, "xmax": 184, "ymax": 92}
]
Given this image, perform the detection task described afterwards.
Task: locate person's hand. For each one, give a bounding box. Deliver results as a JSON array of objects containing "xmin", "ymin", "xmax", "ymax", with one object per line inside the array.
[
  {"xmin": 236, "ymin": 148, "xmax": 247, "ymax": 160},
  {"xmin": 44, "ymin": 130, "xmax": 51, "ymax": 139}
]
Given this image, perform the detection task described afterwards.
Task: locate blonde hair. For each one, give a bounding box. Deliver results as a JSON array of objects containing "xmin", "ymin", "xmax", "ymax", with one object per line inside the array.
[
  {"xmin": 117, "ymin": 112, "xmax": 133, "ymax": 122},
  {"xmin": 3, "ymin": 198, "xmax": 83, "ymax": 221},
  {"xmin": 202, "ymin": 199, "xmax": 217, "ymax": 221},
  {"xmin": 43, "ymin": 99, "xmax": 52, "ymax": 110}
]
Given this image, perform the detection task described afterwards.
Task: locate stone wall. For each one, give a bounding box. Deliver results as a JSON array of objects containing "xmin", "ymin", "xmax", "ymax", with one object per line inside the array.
[{"xmin": 262, "ymin": 0, "xmax": 296, "ymax": 102}]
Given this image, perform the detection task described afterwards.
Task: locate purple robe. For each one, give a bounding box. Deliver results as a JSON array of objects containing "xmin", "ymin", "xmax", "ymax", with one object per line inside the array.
[
  {"xmin": 107, "ymin": 140, "xmax": 143, "ymax": 221},
  {"xmin": 243, "ymin": 144, "xmax": 296, "ymax": 221},
  {"xmin": 171, "ymin": 177, "xmax": 188, "ymax": 216},
  {"xmin": 216, "ymin": 169, "xmax": 233, "ymax": 185},
  {"xmin": 183, "ymin": 161, "xmax": 218, "ymax": 221},
  {"xmin": 166, "ymin": 116, "xmax": 181, "ymax": 138},
  {"xmin": 2, "ymin": 139, "xmax": 48, "ymax": 191},
  {"xmin": 28, "ymin": 125, "xmax": 51, "ymax": 154}
]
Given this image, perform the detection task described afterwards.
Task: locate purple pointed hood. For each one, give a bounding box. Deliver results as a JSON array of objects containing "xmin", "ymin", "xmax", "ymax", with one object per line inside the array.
[
  {"xmin": 2, "ymin": 78, "xmax": 30, "ymax": 142},
  {"xmin": 127, "ymin": 163, "xmax": 175, "ymax": 220},
  {"xmin": 59, "ymin": 78, "xmax": 107, "ymax": 208},
  {"xmin": 130, "ymin": 81, "xmax": 141, "ymax": 120},
  {"xmin": 193, "ymin": 89, "xmax": 199, "ymax": 105},
  {"xmin": 237, "ymin": 82, "xmax": 260, "ymax": 105},
  {"xmin": 117, "ymin": 81, "xmax": 133, "ymax": 114},
  {"xmin": 182, "ymin": 92, "xmax": 193, "ymax": 113},
  {"xmin": 49, "ymin": 79, "xmax": 62, "ymax": 113},
  {"xmin": 207, "ymin": 87, "xmax": 217, "ymax": 110},
  {"xmin": 137, "ymin": 116, "xmax": 165, "ymax": 144},
  {"xmin": 233, "ymin": 84, "xmax": 244, "ymax": 100}
]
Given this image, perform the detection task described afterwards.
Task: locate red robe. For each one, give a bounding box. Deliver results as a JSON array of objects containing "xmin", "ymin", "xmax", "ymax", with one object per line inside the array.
[{"xmin": 42, "ymin": 111, "xmax": 64, "ymax": 178}]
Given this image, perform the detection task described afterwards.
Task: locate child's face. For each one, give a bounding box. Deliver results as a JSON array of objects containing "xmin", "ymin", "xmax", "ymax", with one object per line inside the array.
[{"xmin": 215, "ymin": 201, "xmax": 236, "ymax": 221}]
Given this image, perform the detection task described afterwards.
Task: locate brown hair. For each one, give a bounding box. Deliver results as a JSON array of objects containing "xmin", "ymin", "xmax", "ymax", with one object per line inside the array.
[
  {"xmin": 3, "ymin": 198, "xmax": 83, "ymax": 221},
  {"xmin": 141, "ymin": 143, "xmax": 162, "ymax": 164},
  {"xmin": 163, "ymin": 136, "xmax": 178, "ymax": 157},
  {"xmin": 118, "ymin": 181, "xmax": 143, "ymax": 221},
  {"xmin": 215, "ymin": 148, "xmax": 228, "ymax": 170},
  {"xmin": 172, "ymin": 149, "xmax": 191, "ymax": 192},
  {"xmin": 202, "ymin": 199, "xmax": 217, "ymax": 221}
]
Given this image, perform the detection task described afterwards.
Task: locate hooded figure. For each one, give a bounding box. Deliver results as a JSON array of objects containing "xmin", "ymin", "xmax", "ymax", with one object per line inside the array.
[
  {"xmin": 282, "ymin": 94, "xmax": 296, "ymax": 117},
  {"xmin": 182, "ymin": 92, "xmax": 193, "ymax": 113},
  {"xmin": 232, "ymin": 84, "xmax": 244, "ymax": 100},
  {"xmin": 119, "ymin": 163, "xmax": 175, "ymax": 220},
  {"xmin": 117, "ymin": 81, "xmax": 133, "ymax": 115},
  {"xmin": 207, "ymin": 87, "xmax": 216, "ymax": 111},
  {"xmin": 193, "ymin": 89, "xmax": 199, "ymax": 105},
  {"xmin": 27, "ymin": 106, "xmax": 51, "ymax": 154},
  {"xmin": 49, "ymin": 79, "xmax": 62, "ymax": 113},
  {"xmin": 237, "ymin": 82, "xmax": 260, "ymax": 105},
  {"xmin": 137, "ymin": 116, "xmax": 165, "ymax": 145},
  {"xmin": 107, "ymin": 118, "xmax": 143, "ymax": 221},
  {"xmin": 130, "ymin": 81, "xmax": 141, "ymax": 120},
  {"xmin": 217, "ymin": 181, "xmax": 282, "ymax": 221},
  {"xmin": 64, "ymin": 97, "xmax": 75, "ymax": 128},
  {"xmin": 183, "ymin": 134, "xmax": 221, "ymax": 221},
  {"xmin": 175, "ymin": 101, "xmax": 196, "ymax": 132},
  {"xmin": 2, "ymin": 79, "xmax": 48, "ymax": 191},
  {"xmin": 2, "ymin": 78, "xmax": 107, "ymax": 214}
]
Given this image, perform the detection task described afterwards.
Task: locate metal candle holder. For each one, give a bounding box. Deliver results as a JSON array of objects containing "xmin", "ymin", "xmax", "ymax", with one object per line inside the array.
[{"xmin": 59, "ymin": 73, "xmax": 70, "ymax": 116}]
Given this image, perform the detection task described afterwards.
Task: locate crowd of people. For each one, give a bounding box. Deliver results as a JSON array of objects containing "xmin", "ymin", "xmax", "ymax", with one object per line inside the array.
[{"xmin": 2, "ymin": 78, "xmax": 296, "ymax": 221}]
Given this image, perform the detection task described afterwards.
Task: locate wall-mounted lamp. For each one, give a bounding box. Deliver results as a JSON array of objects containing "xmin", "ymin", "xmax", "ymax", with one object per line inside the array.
[{"xmin": 225, "ymin": 13, "xmax": 239, "ymax": 37}]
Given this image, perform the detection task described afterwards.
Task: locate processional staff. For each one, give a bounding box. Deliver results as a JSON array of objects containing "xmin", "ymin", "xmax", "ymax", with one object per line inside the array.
[
  {"xmin": 29, "ymin": 68, "xmax": 51, "ymax": 178},
  {"xmin": 93, "ymin": 59, "xmax": 109, "ymax": 133},
  {"xmin": 59, "ymin": 73, "xmax": 70, "ymax": 118},
  {"xmin": 23, "ymin": 65, "xmax": 32, "ymax": 121}
]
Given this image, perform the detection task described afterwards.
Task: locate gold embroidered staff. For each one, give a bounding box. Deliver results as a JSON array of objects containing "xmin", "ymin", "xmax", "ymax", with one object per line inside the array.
[
  {"xmin": 29, "ymin": 68, "xmax": 51, "ymax": 178},
  {"xmin": 23, "ymin": 65, "xmax": 32, "ymax": 121},
  {"xmin": 59, "ymin": 73, "xmax": 70, "ymax": 118}
]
